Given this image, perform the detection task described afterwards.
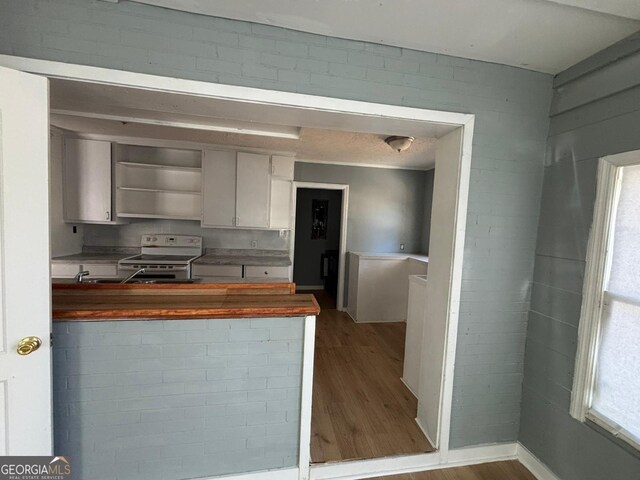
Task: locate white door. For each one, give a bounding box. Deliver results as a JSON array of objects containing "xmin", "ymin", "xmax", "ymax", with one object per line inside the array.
[
  {"xmin": 417, "ymin": 127, "xmax": 464, "ymax": 448},
  {"xmin": 63, "ymin": 138, "xmax": 112, "ymax": 223},
  {"xmin": 201, "ymin": 149, "xmax": 237, "ymax": 227},
  {"xmin": 0, "ymin": 66, "xmax": 52, "ymax": 454},
  {"xmin": 236, "ymin": 152, "xmax": 270, "ymax": 228}
]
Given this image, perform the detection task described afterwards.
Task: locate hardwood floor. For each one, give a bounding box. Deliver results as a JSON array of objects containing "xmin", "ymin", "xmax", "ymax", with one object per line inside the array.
[
  {"xmin": 310, "ymin": 289, "xmax": 337, "ymax": 310},
  {"xmin": 369, "ymin": 460, "xmax": 536, "ymax": 480},
  {"xmin": 311, "ymin": 290, "xmax": 433, "ymax": 463}
]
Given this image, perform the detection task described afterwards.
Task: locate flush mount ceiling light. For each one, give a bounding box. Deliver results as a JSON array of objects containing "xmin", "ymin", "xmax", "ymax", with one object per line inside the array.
[{"xmin": 385, "ymin": 136, "xmax": 415, "ymax": 152}]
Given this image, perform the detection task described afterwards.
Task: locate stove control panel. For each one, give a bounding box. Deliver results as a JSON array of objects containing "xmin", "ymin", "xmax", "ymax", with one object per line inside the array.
[{"xmin": 141, "ymin": 234, "xmax": 202, "ymax": 248}]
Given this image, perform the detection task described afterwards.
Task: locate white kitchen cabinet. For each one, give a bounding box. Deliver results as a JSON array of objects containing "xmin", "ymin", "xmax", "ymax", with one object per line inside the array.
[
  {"xmin": 202, "ymin": 150, "xmax": 237, "ymax": 227},
  {"xmin": 51, "ymin": 261, "xmax": 118, "ymax": 279},
  {"xmin": 244, "ymin": 265, "xmax": 290, "ymax": 278},
  {"xmin": 63, "ymin": 138, "xmax": 114, "ymax": 223},
  {"xmin": 191, "ymin": 264, "xmax": 243, "ymax": 278},
  {"xmin": 269, "ymin": 156, "xmax": 294, "ymax": 229},
  {"xmin": 51, "ymin": 262, "xmax": 81, "ymax": 279},
  {"xmin": 269, "ymin": 178, "xmax": 292, "ymax": 229},
  {"xmin": 202, "ymin": 151, "xmax": 271, "ymax": 229},
  {"xmin": 236, "ymin": 152, "xmax": 270, "ymax": 228},
  {"xmin": 271, "ymin": 155, "xmax": 295, "ymax": 179}
]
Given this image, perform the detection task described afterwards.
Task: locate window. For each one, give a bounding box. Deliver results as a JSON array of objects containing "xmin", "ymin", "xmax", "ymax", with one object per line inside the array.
[{"xmin": 571, "ymin": 150, "xmax": 640, "ymax": 451}]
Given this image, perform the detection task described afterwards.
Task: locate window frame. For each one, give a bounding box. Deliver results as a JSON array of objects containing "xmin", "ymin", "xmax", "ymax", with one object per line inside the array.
[{"xmin": 571, "ymin": 150, "xmax": 640, "ymax": 451}]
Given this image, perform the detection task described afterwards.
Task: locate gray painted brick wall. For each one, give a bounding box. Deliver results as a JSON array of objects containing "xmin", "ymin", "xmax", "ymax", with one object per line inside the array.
[
  {"xmin": 520, "ymin": 36, "xmax": 640, "ymax": 480},
  {"xmin": 53, "ymin": 318, "xmax": 303, "ymax": 480},
  {"xmin": 1, "ymin": 0, "xmax": 554, "ymax": 448}
]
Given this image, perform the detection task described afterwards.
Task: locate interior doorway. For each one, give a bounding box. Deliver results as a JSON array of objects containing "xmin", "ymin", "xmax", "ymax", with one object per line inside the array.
[
  {"xmin": 293, "ymin": 188, "xmax": 343, "ymax": 309},
  {"xmin": 291, "ymin": 182, "xmax": 349, "ymax": 312}
]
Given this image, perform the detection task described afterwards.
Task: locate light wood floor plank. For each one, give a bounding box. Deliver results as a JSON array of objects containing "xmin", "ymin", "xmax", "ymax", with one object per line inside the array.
[{"xmin": 310, "ymin": 290, "xmax": 433, "ymax": 463}]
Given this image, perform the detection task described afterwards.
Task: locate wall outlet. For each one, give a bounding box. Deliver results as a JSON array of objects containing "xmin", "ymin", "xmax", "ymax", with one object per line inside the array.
[
  {"xmin": 279, "ymin": 230, "xmax": 288, "ymax": 238},
  {"xmin": 251, "ymin": 240, "xmax": 258, "ymax": 249},
  {"xmin": 400, "ymin": 243, "xmax": 405, "ymax": 250}
]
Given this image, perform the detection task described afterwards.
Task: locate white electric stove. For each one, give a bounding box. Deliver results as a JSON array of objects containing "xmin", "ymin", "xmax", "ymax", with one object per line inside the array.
[{"xmin": 118, "ymin": 234, "xmax": 202, "ymax": 279}]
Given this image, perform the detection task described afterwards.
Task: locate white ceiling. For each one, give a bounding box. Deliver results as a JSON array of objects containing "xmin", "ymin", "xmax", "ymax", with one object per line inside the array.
[
  {"xmin": 133, "ymin": 0, "xmax": 640, "ymax": 73},
  {"xmin": 50, "ymin": 79, "xmax": 447, "ymax": 169}
]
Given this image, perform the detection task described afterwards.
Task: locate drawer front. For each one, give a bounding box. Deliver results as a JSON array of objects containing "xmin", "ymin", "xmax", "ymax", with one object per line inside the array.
[
  {"xmin": 244, "ymin": 265, "xmax": 290, "ymax": 278},
  {"xmin": 51, "ymin": 262, "xmax": 81, "ymax": 278},
  {"xmin": 192, "ymin": 264, "xmax": 243, "ymax": 278},
  {"xmin": 84, "ymin": 263, "xmax": 118, "ymax": 277},
  {"xmin": 193, "ymin": 276, "xmax": 245, "ymax": 284}
]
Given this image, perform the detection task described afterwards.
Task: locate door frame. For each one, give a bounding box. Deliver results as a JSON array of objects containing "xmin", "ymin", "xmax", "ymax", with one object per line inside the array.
[
  {"xmin": 0, "ymin": 54, "xmax": 475, "ymax": 480},
  {"xmin": 290, "ymin": 182, "xmax": 349, "ymax": 311}
]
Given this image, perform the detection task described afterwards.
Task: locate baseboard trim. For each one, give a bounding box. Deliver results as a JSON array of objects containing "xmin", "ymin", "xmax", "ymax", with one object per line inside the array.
[
  {"xmin": 310, "ymin": 443, "xmax": 520, "ymax": 480},
  {"xmin": 310, "ymin": 452, "xmax": 440, "ymax": 480},
  {"xmin": 446, "ymin": 442, "xmax": 518, "ymax": 465},
  {"xmin": 296, "ymin": 285, "xmax": 325, "ymax": 291},
  {"xmin": 199, "ymin": 467, "xmax": 298, "ymax": 480},
  {"xmin": 205, "ymin": 442, "xmax": 558, "ymax": 480},
  {"xmin": 517, "ymin": 444, "xmax": 562, "ymax": 480},
  {"xmin": 414, "ymin": 416, "xmax": 437, "ymax": 450},
  {"xmin": 400, "ymin": 377, "xmax": 418, "ymax": 397}
]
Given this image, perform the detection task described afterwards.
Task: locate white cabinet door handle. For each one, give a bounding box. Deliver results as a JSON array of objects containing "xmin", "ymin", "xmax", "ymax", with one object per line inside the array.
[{"xmin": 106, "ymin": 211, "xmax": 110, "ymax": 221}]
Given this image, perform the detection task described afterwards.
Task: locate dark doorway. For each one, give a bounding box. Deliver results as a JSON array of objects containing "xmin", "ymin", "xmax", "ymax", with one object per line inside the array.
[{"xmin": 293, "ymin": 188, "xmax": 342, "ymax": 309}]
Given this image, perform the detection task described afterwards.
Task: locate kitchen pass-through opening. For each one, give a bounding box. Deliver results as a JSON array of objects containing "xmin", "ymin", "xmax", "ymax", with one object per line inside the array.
[{"xmin": 0, "ymin": 57, "xmax": 474, "ymax": 480}]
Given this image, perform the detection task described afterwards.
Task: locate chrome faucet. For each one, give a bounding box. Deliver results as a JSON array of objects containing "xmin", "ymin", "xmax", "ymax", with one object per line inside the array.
[
  {"xmin": 121, "ymin": 268, "xmax": 146, "ymax": 284},
  {"xmin": 74, "ymin": 270, "xmax": 90, "ymax": 283}
]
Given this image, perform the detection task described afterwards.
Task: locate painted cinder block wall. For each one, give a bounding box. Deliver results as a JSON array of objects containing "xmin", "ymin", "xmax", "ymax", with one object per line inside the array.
[
  {"xmin": 53, "ymin": 317, "xmax": 304, "ymax": 480},
  {"xmin": 520, "ymin": 34, "xmax": 640, "ymax": 479},
  {"xmin": 0, "ymin": 0, "xmax": 553, "ymax": 448}
]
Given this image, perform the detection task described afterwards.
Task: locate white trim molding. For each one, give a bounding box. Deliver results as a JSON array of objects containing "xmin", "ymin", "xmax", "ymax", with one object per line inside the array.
[
  {"xmin": 570, "ymin": 157, "xmax": 620, "ymax": 420},
  {"xmin": 310, "ymin": 443, "xmax": 519, "ymax": 480},
  {"xmin": 201, "ymin": 468, "xmax": 298, "ymax": 480},
  {"xmin": 516, "ymin": 444, "xmax": 562, "ymax": 480},
  {"xmin": 299, "ymin": 316, "xmax": 317, "ymax": 480},
  {"xmin": 294, "ymin": 158, "xmax": 433, "ymax": 172},
  {"xmin": 0, "ymin": 55, "xmax": 473, "ymax": 128},
  {"xmin": 570, "ymin": 149, "xmax": 640, "ymax": 451},
  {"xmin": 192, "ymin": 442, "xmax": 558, "ymax": 480}
]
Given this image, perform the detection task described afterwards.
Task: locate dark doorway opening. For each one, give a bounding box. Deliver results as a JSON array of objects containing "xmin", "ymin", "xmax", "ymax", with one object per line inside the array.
[{"xmin": 293, "ymin": 188, "xmax": 343, "ymax": 309}]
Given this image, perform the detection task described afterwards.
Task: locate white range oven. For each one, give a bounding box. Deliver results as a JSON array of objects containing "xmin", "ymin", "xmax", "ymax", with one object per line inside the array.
[{"xmin": 118, "ymin": 234, "xmax": 202, "ymax": 280}]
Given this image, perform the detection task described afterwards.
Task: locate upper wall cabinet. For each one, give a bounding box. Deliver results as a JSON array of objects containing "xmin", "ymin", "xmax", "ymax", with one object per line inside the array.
[
  {"xmin": 115, "ymin": 144, "xmax": 202, "ymax": 221},
  {"xmin": 202, "ymin": 150, "xmax": 237, "ymax": 227},
  {"xmin": 269, "ymin": 156, "xmax": 294, "ymax": 229},
  {"xmin": 63, "ymin": 138, "xmax": 115, "ymax": 224},
  {"xmin": 202, "ymin": 150, "xmax": 270, "ymax": 228},
  {"xmin": 236, "ymin": 152, "xmax": 271, "ymax": 228},
  {"xmin": 202, "ymin": 151, "xmax": 294, "ymax": 229}
]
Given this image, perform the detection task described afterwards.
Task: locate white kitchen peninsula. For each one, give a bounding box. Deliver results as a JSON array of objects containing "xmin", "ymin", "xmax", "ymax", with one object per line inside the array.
[{"xmin": 347, "ymin": 252, "xmax": 428, "ymax": 322}]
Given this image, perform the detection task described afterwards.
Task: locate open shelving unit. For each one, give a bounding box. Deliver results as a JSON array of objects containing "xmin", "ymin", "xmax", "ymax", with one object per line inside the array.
[{"xmin": 115, "ymin": 145, "xmax": 202, "ymax": 221}]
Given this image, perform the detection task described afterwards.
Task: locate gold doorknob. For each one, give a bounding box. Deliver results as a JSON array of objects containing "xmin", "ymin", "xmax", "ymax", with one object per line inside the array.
[{"xmin": 17, "ymin": 336, "xmax": 42, "ymax": 356}]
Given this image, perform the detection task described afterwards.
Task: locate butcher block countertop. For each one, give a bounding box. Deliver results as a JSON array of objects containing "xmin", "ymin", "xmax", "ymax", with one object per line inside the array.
[{"xmin": 52, "ymin": 283, "xmax": 320, "ymax": 321}]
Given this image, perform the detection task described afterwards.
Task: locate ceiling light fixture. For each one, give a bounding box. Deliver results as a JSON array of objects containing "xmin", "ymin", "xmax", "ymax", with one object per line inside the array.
[{"xmin": 385, "ymin": 136, "xmax": 415, "ymax": 152}]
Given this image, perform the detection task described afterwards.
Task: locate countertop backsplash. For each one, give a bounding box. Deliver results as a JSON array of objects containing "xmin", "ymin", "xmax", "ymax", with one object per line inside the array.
[{"xmin": 82, "ymin": 219, "xmax": 290, "ymax": 251}]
